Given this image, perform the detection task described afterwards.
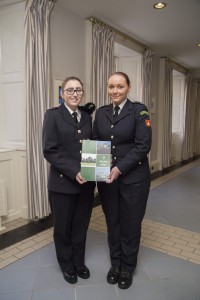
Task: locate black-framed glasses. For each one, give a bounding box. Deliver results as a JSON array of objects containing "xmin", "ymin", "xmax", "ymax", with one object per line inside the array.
[{"xmin": 63, "ymin": 88, "xmax": 84, "ymax": 95}]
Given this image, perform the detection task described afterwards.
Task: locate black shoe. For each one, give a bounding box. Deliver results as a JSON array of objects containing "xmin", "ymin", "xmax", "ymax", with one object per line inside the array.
[
  {"xmin": 63, "ymin": 270, "xmax": 78, "ymax": 284},
  {"xmin": 107, "ymin": 267, "xmax": 120, "ymax": 284},
  {"xmin": 75, "ymin": 265, "xmax": 90, "ymax": 279},
  {"xmin": 118, "ymin": 271, "xmax": 133, "ymax": 289}
]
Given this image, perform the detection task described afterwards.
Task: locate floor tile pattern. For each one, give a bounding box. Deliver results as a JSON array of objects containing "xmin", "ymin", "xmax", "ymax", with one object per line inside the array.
[
  {"xmin": 0, "ymin": 159, "xmax": 200, "ymax": 300},
  {"xmin": 0, "ymin": 159, "xmax": 200, "ymax": 269}
]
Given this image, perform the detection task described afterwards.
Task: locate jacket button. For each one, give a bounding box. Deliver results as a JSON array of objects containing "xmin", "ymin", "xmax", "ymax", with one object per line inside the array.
[
  {"xmin": 112, "ymin": 145, "xmax": 115, "ymax": 149},
  {"xmin": 111, "ymin": 135, "xmax": 114, "ymax": 139},
  {"xmin": 78, "ymin": 130, "xmax": 81, "ymax": 133},
  {"xmin": 139, "ymin": 162, "xmax": 142, "ymax": 165},
  {"xmin": 114, "ymin": 157, "xmax": 116, "ymax": 160},
  {"xmin": 111, "ymin": 125, "xmax": 114, "ymax": 128},
  {"xmin": 80, "ymin": 140, "xmax": 82, "ymax": 143},
  {"xmin": 60, "ymin": 174, "xmax": 63, "ymax": 177}
]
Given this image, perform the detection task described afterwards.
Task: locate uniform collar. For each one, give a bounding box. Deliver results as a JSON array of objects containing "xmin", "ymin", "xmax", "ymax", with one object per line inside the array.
[
  {"xmin": 113, "ymin": 98, "xmax": 127, "ymax": 113},
  {"xmin": 64, "ymin": 103, "xmax": 81, "ymax": 119}
]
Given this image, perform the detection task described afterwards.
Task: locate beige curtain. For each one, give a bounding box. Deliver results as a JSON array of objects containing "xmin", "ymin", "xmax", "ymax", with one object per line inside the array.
[
  {"xmin": 182, "ymin": 72, "xmax": 193, "ymax": 160},
  {"xmin": 25, "ymin": 0, "xmax": 55, "ymax": 219},
  {"xmin": 142, "ymin": 49, "xmax": 154, "ymax": 110},
  {"xmin": 193, "ymin": 79, "xmax": 200, "ymax": 155},
  {"xmin": 91, "ymin": 23, "xmax": 115, "ymax": 108},
  {"xmin": 162, "ymin": 59, "xmax": 173, "ymax": 168}
]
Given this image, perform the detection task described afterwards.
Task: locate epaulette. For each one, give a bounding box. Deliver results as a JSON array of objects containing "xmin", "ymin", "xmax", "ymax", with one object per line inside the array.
[
  {"xmin": 48, "ymin": 106, "xmax": 59, "ymax": 110},
  {"xmin": 131, "ymin": 101, "xmax": 149, "ymax": 115},
  {"xmin": 132, "ymin": 101, "xmax": 143, "ymax": 105},
  {"xmin": 79, "ymin": 102, "xmax": 96, "ymax": 115},
  {"xmin": 98, "ymin": 104, "xmax": 110, "ymax": 109}
]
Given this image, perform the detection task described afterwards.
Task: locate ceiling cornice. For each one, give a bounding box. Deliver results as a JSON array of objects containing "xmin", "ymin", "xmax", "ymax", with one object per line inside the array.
[{"xmin": 0, "ymin": 0, "xmax": 25, "ymax": 8}]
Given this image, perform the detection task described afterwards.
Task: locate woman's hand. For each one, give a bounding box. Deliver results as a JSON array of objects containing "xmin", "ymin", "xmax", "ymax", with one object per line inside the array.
[
  {"xmin": 76, "ymin": 172, "xmax": 86, "ymax": 184},
  {"xmin": 106, "ymin": 166, "xmax": 121, "ymax": 183}
]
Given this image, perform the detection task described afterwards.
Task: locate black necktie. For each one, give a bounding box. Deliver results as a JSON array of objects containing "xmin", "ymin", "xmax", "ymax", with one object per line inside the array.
[
  {"xmin": 72, "ymin": 112, "xmax": 78, "ymax": 123},
  {"xmin": 113, "ymin": 106, "xmax": 120, "ymax": 118}
]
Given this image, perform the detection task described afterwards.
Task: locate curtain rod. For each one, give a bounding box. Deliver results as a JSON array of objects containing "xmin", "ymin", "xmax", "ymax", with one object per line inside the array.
[
  {"xmin": 88, "ymin": 17, "xmax": 149, "ymax": 51},
  {"xmin": 0, "ymin": 0, "xmax": 57, "ymax": 8},
  {"xmin": 161, "ymin": 56, "xmax": 189, "ymax": 73}
]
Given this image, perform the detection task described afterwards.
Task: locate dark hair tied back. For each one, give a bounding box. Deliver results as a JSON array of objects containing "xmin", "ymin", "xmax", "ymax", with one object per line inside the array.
[
  {"xmin": 109, "ymin": 72, "xmax": 131, "ymax": 86},
  {"xmin": 61, "ymin": 76, "xmax": 83, "ymax": 92}
]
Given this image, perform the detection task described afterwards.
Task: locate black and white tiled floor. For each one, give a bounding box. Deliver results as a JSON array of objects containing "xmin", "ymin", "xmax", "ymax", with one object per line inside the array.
[{"xmin": 0, "ymin": 159, "xmax": 200, "ymax": 300}]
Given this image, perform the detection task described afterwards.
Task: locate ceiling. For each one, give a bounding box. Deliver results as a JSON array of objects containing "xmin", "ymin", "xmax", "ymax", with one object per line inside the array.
[
  {"xmin": 0, "ymin": 0, "xmax": 199, "ymax": 74},
  {"xmin": 58, "ymin": 0, "xmax": 200, "ymax": 74}
]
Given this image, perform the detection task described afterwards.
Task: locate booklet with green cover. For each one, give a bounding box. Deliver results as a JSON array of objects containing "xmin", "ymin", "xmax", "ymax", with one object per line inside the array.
[{"xmin": 81, "ymin": 140, "xmax": 111, "ymax": 182}]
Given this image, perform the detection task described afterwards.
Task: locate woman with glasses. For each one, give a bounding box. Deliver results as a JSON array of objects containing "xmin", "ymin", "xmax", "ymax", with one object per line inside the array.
[
  {"xmin": 43, "ymin": 76, "xmax": 95, "ymax": 284},
  {"xmin": 93, "ymin": 72, "xmax": 152, "ymax": 289}
]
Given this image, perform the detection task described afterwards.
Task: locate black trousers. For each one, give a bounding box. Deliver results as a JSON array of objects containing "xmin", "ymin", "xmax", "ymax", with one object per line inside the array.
[
  {"xmin": 49, "ymin": 182, "xmax": 95, "ymax": 272},
  {"xmin": 97, "ymin": 178, "xmax": 150, "ymax": 273}
]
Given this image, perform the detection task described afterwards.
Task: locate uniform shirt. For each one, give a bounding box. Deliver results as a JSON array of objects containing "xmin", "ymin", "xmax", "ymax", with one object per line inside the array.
[
  {"xmin": 64, "ymin": 103, "xmax": 81, "ymax": 122},
  {"xmin": 113, "ymin": 99, "xmax": 127, "ymax": 115}
]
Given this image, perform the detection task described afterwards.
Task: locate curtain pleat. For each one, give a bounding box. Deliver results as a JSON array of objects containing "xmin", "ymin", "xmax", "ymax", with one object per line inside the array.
[
  {"xmin": 142, "ymin": 49, "xmax": 154, "ymax": 110},
  {"xmin": 91, "ymin": 23, "xmax": 115, "ymax": 108},
  {"xmin": 162, "ymin": 59, "xmax": 173, "ymax": 168},
  {"xmin": 25, "ymin": 0, "xmax": 55, "ymax": 219},
  {"xmin": 193, "ymin": 80, "xmax": 200, "ymax": 155},
  {"xmin": 182, "ymin": 72, "xmax": 193, "ymax": 160}
]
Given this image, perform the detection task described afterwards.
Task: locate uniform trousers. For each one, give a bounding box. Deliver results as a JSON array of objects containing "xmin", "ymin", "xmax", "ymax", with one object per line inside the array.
[
  {"xmin": 97, "ymin": 178, "xmax": 150, "ymax": 273},
  {"xmin": 49, "ymin": 182, "xmax": 94, "ymax": 272}
]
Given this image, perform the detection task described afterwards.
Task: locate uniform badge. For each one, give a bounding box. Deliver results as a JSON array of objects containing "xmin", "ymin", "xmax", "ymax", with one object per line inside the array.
[
  {"xmin": 145, "ymin": 119, "xmax": 151, "ymax": 127},
  {"xmin": 140, "ymin": 110, "xmax": 149, "ymax": 116}
]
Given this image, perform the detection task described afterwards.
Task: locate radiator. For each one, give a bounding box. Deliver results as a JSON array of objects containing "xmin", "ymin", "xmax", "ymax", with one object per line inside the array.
[{"xmin": 150, "ymin": 160, "xmax": 160, "ymax": 173}]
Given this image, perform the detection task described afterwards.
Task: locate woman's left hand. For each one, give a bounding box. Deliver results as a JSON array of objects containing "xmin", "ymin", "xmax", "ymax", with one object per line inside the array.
[
  {"xmin": 76, "ymin": 172, "xmax": 87, "ymax": 184},
  {"xmin": 106, "ymin": 166, "xmax": 121, "ymax": 183}
]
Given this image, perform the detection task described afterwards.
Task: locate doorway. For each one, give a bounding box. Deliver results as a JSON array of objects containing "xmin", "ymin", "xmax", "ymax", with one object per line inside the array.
[{"xmin": 114, "ymin": 42, "xmax": 142, "ymax": 102}]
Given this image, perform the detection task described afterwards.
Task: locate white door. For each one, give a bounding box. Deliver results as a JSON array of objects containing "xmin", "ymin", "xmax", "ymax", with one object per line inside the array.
[{"xmin": 114, "ymin": 43, "xmax": 142, "ymax": 102}]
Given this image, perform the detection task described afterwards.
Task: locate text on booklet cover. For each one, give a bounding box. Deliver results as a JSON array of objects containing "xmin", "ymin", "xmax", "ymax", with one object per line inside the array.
[{"xmin": 81, "ymin": 140, "xmax": 111, "ymax": 181}]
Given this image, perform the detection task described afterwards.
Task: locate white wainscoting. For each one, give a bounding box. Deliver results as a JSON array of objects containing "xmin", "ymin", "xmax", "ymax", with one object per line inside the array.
[{"xmin": 0, "ymin": 149, "xmax": 28, "ymax": 225}]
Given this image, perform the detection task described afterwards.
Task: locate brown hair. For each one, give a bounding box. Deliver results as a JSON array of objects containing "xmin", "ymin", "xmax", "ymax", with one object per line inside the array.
[
  {"xmin": 109, "ymin": 72, "xmax": 131, "ymax": 87},
  {"xmin": 61, "ymin": 76, "xmax": 84, "ymax": 92}
]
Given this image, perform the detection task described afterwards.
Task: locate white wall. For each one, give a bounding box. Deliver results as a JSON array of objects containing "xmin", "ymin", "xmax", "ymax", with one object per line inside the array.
[{"xmin": 0, "ymin": 2, "xmax": 25, "ymax": 150}]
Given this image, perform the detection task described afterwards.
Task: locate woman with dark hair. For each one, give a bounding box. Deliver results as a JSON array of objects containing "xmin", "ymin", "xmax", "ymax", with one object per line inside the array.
[
  {"xmin": 43, "ymin": 76, "xmax": 95, "ymax": 284},
  {"xmin": 93, "ymin": 72, "xmax": 152, "ymax": 289}
]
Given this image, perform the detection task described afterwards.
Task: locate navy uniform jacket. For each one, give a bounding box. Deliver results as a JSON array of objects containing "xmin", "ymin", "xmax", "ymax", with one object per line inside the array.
[
  {"xmin": 42, "ymin": 103, "xmax": 93, "ymax": 194},
  {"xmin": 93, "ymin": 99, "xmax": 152, "ymax": 184}
]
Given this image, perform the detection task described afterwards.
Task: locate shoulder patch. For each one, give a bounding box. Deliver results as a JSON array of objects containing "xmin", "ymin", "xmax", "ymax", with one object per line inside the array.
[
  {"xmin": 140, "ymin": 110, "xmax": 149, "ymax": 116},
  {"xmin": 145, "ymin": 119, "xmax": 151, "ymax": 127}
]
